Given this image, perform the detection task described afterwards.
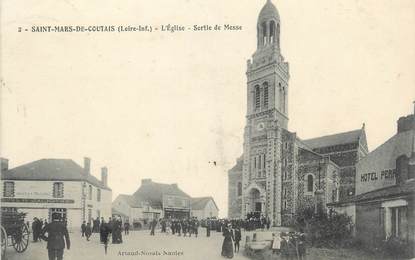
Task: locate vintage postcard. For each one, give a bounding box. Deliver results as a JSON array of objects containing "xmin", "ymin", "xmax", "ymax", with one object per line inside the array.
[{"xmin": 1, "ymin": 0, "xmax": 414, "ymax": 259}]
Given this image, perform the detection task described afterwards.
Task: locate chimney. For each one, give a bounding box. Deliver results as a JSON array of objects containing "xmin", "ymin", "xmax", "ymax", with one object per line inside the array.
[
  {"xmin": 1, "ymin": 158, "xmax": 9, "ymax": 171},
  {"xmin": 171, "ymin": 183, "xmax": 178, "ymax": 189},
  {"xmin": 397, "ymin": 104, "xmax": 415, "ymax": 134},
  {"xmin": 84, "ymin": 157, "xmax": 91, "ymax": 175},
  {"xmin": 141, "ymin": 179, "xmax": 152, "ymax": 185},
  {"xmin": 101, "ymin": 167, "xmax": 108, "ymax": 187}
]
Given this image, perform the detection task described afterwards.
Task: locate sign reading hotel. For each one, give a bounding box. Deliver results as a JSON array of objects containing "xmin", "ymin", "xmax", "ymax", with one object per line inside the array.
[
  {"xmin": 162, "ymin": 195, "xmax": 190, "ymax": 210},
  {"xmin": 360, "ymin": 169, "xmax": 396, "ymax": 182}
]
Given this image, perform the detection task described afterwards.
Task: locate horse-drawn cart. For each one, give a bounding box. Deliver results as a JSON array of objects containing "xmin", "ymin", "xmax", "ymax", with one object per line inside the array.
[{"xmin": 1, "ymin": 211, "xmax": 30, "ymax": 259}]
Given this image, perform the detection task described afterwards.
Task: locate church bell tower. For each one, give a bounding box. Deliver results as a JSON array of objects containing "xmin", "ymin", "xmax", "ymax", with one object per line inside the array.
[{"xmin": 241, "ymin": 0, "xmax": 289, "ymax": 226}]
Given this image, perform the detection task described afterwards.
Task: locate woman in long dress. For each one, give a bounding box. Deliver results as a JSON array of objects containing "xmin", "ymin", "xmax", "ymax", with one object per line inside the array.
[{"xmin": 221, "ymin": 224, "xmax": 234, "ymax": 258}]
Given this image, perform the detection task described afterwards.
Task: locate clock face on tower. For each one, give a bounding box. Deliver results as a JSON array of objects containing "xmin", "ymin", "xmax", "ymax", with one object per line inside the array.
[{"xmin": 256, "ymin": 122, "xmax": 265, "ymax": 131}]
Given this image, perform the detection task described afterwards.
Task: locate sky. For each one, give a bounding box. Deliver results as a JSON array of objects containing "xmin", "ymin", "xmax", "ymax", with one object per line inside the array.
[{"xmin": 1, "ymin": 0, "xmax": 415, "ymax": 217}]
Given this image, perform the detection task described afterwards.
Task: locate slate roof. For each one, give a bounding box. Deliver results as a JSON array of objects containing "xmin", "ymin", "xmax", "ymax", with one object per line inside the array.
[
  {"xmin": 328, "ymin": 179, "xmax": 415, "ymax": 206},
  {"xmin": 303, "ymin": 129, "xmax": 362, "ymax": 149},
  {"xmin": 191, "ymin": 197, "xmax": 219, "ymax": 211},
  {"xmin": 1, "ymin": 159, "xmax": 111, "ymax": 190},
  {"xmin": 115, "ymin": 194, "xmax": 144, "ymax": 208},
  {"xmin": 112, "ymin": 208, "xmax": 128, "ymax": 218},
  {"xmin": 229, "ymin": 156, "xmax": 243, "ymax": 173},
  {"xmin": 132, "ymin": 180, "xmax": 190, "ymax": 209}
]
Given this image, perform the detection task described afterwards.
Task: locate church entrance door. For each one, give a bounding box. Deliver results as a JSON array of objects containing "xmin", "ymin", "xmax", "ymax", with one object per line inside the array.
[{"xmin": 255, "ymin": 202, "xmax": 262, "ymax": 212}]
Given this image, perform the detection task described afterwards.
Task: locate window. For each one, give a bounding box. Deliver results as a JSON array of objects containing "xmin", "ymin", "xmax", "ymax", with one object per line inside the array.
[
  {"xmin": 391, "ymin": 207, "xmax": 408, "ymax": 239},
  {"xmin": 282, "ymin": 87, "xmax": 286, "ymax": 113},
  {"xmin": 88, "ymin": 209, "xmax": 92, "ymax": 223},
  {"xmin": 263, "ymin": 83, "xmax": 269, "ymax": 109},
  {"xmin": 307, "ymin": 175, "xmax": 314, "ymax": 193},
  {"xmin": 269, "ymin": 21, "xmax": 275, "ymax": 43},
  {"xmin": 3, "ymin": 182, "xmax": 15, "ymax": 197},
  {"xmin": 97, "ymin": 188, "xmax": 101, "ymax": 202},
  {"xmin": 258, "ymin": 155, "xmax": 262, "ymax": 169},
  {"xmin": 237, "ymin": 182, "xmax": 242, "ymax": 196},
  {"xmin": 53, "ymin": 182, "xmax": 64, "ymax": 198},
  {"xmin": 88, "ymin": 185, "xmax": 92, "ymax": 200},
  {"xmin": 279, "ymin": 83, "xmax": 282, "ymax": 111},
  {"xmin": 261, "ymin": 22, "xmax": 267, "ymax": 45},
  {"xmin": 255, "ymin": 85, "xmax": 260, "ymax": 109}
]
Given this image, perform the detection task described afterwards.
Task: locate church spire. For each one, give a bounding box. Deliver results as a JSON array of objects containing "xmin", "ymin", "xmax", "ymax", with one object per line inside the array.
[{"xmin": 257, "ymin": 0, "xmax": 280, "ymax": 49}]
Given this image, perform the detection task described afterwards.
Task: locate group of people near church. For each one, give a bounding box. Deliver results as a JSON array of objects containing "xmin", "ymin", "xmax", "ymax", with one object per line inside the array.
[
  {"xmin": 220, "ymin": 221, "xmax": 242, "ymax": 259},
  {"xmin": 150, "ymin": 217, "xmax": 201, "ymax": 237},
  {"xmin": 271, "ymin": 232, "xmax": 307, "ymax": 260}
]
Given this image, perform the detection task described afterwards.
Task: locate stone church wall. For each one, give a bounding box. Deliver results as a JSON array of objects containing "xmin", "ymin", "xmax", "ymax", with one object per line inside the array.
[{"xmin": 228, "ymin": 170, "xmax": 242, "ymax": 218}]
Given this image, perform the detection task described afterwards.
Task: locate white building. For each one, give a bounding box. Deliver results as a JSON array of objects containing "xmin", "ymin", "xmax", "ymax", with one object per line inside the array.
[
  {"xmin": 112, "ymin": 179, "xmax": 219, "ymax": 228},
  {"xmin": 190, "ymin": 197, "xmax": 219, "ymax": 219},
  {"xmin": 0, "ymin": 157, "xmax": 112, "ymax": 230}
]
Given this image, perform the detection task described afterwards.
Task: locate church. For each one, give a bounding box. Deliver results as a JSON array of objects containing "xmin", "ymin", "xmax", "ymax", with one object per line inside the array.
[{"xmin": 228, "ymin": 0, "xmax": 368, "ymax": 226}]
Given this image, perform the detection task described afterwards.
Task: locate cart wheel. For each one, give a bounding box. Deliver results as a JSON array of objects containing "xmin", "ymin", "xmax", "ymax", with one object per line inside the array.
[
  {"xmin": 11, "ymin": 223, "xmax": 29, "ymax": 253},
  {"xmin": 1, "ymin": 226, "xmax": 7, "ymax": 259}
]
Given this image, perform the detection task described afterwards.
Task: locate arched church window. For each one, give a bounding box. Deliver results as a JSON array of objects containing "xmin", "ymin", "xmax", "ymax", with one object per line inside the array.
[
  {"xmin": 269, "ymin": 21, "xmax": 276, "ymax": 44},
  {"xmin": 307, "ymin": 174, "xmax": 314, "ymax": 193},
  {"xmin": 261, "ymin": 22, "xmax": 267, "ymax": 46},
  {"xmin": 282, "ymin": 86, "xmax": 286, "ymax": 114},
  {"xmin": 255, "ymin": 85, "xmax": 260, "ymax": 110},
  {"xmin": 263, "ymin": 83, "xmax": 269, "ymax": 109},
  {"xmin": 257, "ymin": 26, "xmax": 260, "ymax": 48},
  {"xmin": 237, "ymin": 182, "xmax": 242, "ymax": 196},
  {"xmin": 278, "ymin": 83, "xmax": 282, "ymax": 111},
  {"xmin": 258, "ymin": 155, "xmax": 262, "ymax": 169}
]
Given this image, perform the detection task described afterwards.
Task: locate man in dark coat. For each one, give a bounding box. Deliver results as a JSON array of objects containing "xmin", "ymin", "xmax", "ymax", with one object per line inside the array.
[
  {"xmin": 234, "ymin": 227, "xmax": 241, "ymax": 253},
  {"xmin": 100, "ymin": 220, "xmax": 111, "ymax": 254},
  {"xmin": 193, "ymin": 218, "xmax": 199, "ymax": 238},
  {"xmin": 81, "ymin": 221, "xmax": 86, "ymax": 237},
  {"xmin": 85, "ymin": 222, "xmax": 92, "ymax": 241},
  {"xmin": 206, "ymin": 219, "xmax": 211, "ymax": 237},
  {"xmin": 32, "ymin": 218, "xmax": 38, "ymax": 242},
  {"xmin": 150, "ymin": 218, "xmax": 157, "ymax": 236},
  {"xmin": 124, "ymin": 221, "xmax": 130, "ymax": 235},
  {"xmin": 40, "ymin": 213, "xmax": 70, "ymax": 260}
]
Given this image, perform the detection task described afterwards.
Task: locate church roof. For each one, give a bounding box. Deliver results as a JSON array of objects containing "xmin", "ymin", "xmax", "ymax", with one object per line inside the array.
[
  {"xmin": 132, "ymin": 180, "xmax": 190, "ymax": 209},
  {"xmin": 1, "ymin": 158, "xmax": 111, "ymax": 190},
  {"xmin": 229, "ymin": 156, "xmax": 243, "ymax": 173},
  {"xmin": 112, "ymin": 208, "xmax": 128, "ymax": 218},
  {"xmin": 191, "ymin": 197, "xmax": 219, "ymax": 211},
  {"xmin": 303, "ymin": 129, "xmax": 363, "ymax": 149},
  {"xmin": 258, "ymin": 0, "xmax": 280, "ymax": 23}
]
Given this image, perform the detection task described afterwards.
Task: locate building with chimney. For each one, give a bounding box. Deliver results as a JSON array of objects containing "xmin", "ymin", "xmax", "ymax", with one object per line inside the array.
[
  {"xmin": 112, "ymin": 179, "xmax": 219, "ymax": 228},
  {"xmin": 328, "ymin": 107, "xmax": 415, "ymax": 256},
  {"xmin": 228, "ymin": 0, "xmax": 368, "ymax": 226},
  {"xmin": 0, "ymin": 157, "xmax": 112, "ymax": 229}
]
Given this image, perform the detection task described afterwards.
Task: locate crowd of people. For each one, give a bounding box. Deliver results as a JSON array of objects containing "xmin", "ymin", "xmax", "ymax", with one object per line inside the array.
[
  {"xmin": 154, "ymin": 217, "xmax": 200, "ymax": 237},
  {"xmin": 271, "ymin": 232, "xmax": 307, "ymax": 260},
  {"xmin": 28, "ymin": 213, "xmax": 306, "ymax": 259}
]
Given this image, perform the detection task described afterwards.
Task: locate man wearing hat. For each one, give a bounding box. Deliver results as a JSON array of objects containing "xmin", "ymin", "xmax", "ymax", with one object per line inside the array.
[{"xmin": 40, "ymin": 213, "xmax": 71, "ymax": 260}]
